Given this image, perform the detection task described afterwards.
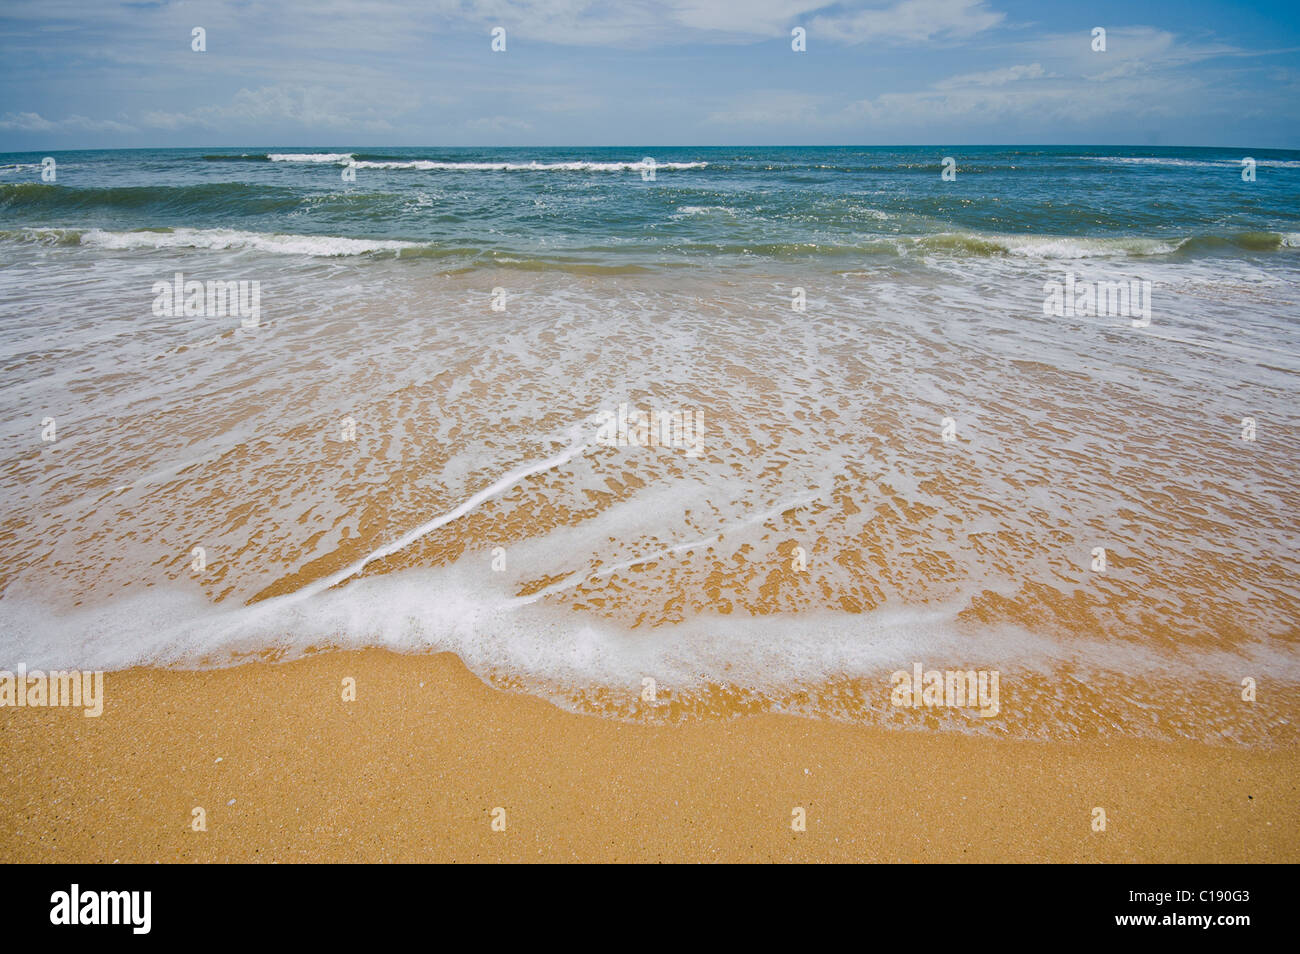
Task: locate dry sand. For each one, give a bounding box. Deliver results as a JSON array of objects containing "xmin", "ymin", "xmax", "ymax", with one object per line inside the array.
[{"xmin": 2, "ymin": 649, "xmax": 1295, "ymax": 863}]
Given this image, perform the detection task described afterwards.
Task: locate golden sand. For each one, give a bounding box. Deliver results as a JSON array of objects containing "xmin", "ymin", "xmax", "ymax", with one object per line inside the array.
[{"xmin": 2, "ymin": 649, "xmax": 1295, "ymax": 863}]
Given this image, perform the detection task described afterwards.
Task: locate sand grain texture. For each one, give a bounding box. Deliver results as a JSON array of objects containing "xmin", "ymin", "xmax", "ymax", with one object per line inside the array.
[{"xmin": 1, "ymin": 650, "xmax": 1295, "ymax": 864}]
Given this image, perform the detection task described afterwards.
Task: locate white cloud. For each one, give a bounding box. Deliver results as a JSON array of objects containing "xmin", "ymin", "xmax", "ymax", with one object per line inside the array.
[
  {"xmin": 810, "ymin": 0, "xmax": 1003, "ymax": 45},
  {"xmin": 668, "ymin": 1, "xmax": 816, "ymax": 35},
  {"xmin": 1, "ymin": 0, "xmax": 1007, "ymax": 51},
  {"xmin": 705, "ymin": 91, "xmax": 829, "ymax": 126},
  {"xmin": 0, "ymin": 3, "xmax": 1291, "ymax": 146},
  {"xmin": 0, "ymin": 111, "xmax": 54, "ymax": 131},
  {"xmin": 0, "ymin": 111, "xmax": 133, "ymax": 133},
  {"xmin": 465, "ymin": 115, "xmax": 535, "ymax": 132},
  {"xmin": 934, "ymin": 63, "xmax": 1047, "ymax": 88},
  {"xmin": 833, "ymin": 27, "xmax": 1258, "ymax": 129},
  {"xmin": 700, "ymin": 24, "xmax": 1255, "ymax": 134},
  {"xmin": 139, "ymin": 86, "xmax": 403, "ymax": 132}
]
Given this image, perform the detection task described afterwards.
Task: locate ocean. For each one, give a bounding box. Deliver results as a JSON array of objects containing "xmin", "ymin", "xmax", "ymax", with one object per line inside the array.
[{"xmin": 1, "ymin": 145, "xmax": 1298, "ymax": 742}]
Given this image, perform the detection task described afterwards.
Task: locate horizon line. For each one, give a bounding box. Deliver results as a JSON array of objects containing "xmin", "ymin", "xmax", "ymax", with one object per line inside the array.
[{"xmin": 6, "ymin": 142, "xmax": 1300, "ymax": 154}]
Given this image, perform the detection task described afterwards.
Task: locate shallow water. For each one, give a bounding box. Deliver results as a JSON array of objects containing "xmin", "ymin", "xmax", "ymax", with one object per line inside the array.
[{"xmin": 1, "ymin": 146, "xmax": 1297, "ymax": 743}]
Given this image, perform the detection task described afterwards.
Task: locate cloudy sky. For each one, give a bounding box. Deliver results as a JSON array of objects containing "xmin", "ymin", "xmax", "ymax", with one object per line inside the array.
[{"xmin": 1, "ymin": 0, "xmax": 1298, "ymax": 149}]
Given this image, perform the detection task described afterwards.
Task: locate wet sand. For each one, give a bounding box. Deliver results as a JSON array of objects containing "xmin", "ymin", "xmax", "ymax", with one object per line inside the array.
[{"xmin": 2, "ymin": 649, "xmax": 1295, "ymax": 863}]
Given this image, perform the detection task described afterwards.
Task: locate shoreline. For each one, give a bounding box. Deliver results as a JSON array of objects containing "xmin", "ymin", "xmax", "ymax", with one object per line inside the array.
[{"xmin": 2, "ymin": 648, "xmax": 1295, "ymax": 863}]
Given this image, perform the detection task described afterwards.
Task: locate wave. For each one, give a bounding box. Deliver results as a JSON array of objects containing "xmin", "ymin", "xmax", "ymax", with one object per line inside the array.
[
  {"xmin": 5, "ymin": 404, "xmax": 1293, "ymax": 717},
  {"xmin": 981, "ymin": 234, "xmax": 1180, "ymax": 258},
  {"xmin": 262, "ymin": 152, "xmax": 707, "ymax": 172},
  {"xmin": 671, "ymin": 231, "xmax": 1300, "ymax": 260},
  {"xmin": 915, "ymin": 230, "xmax": 1300, "ymax": 258},
  {"xmin": 0, "ymin": 227, "xmax": 659, "ymax": 270},
  {"xmin": 267, "ymin": 152, "xmax": 354, "ymax": 163},
  {"xmin": 0, "ymin": 180, "xmax": 304, "ymax": 215},
  {"xmin": 1174, "ymin": 231, "xmax": 1300, "ymax": 253},
  {"xmin": 189, "ymin": 150, "xmax": 1300, "ymax": 174},
  {"xmin": 903, "ymin": 230, "xmax": 1300, "ymax": 258},
  {"xmin": 201, "ymin": 153, "xmax": 269, "ymax": 162},
  {"xmin": 670, "ymin": 205, "xmax": 740, "ymax": 219},
  {"xmin": 0, "ymin": 226, "xmax": 421, "ymax": 257},
  {"xmin": 1087, "ymin": 156, "xmax": 1300, "ymax": 169},
  {"xmin": 79, "ymin": 227, "xmax": 421, "ymax": 256},
  {"xmin": 0, "ymin": 227, "xmax": 85, "ymax": 246},
  {"xmin": 4, "ymin": 222, "xmax": 1298, "ymax": 264},
  {"xmin": 354, "ymin": 159, "xmax": 707, "ymax": 171}
]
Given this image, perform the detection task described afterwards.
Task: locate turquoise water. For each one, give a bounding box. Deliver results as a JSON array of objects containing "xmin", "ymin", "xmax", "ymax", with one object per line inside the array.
[{"xmin": 3, "ymin": 145, "xmax": 1299, "ymax": 267}]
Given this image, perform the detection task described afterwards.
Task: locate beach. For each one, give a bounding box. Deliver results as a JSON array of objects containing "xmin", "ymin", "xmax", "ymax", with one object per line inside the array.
[
  {"xmin": 2, "ymin": 146, "xmax": 1299, "ymax": 864},
  {"xmin": 3, "ymin": 649, "xmax": 1296, "ymax": 863}
]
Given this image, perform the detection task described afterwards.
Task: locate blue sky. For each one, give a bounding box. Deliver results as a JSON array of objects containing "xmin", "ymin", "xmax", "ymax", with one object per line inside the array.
[{"xmin": 1, "ymin": 0, "xmax": 1298, "ymax": 149}]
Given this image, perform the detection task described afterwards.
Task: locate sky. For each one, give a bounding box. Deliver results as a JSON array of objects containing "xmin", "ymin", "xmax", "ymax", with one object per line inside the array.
[{"xmin": 1, "ymin": 0, "xmax": 1298, "ymax": 150}]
